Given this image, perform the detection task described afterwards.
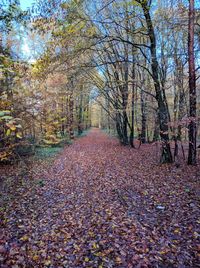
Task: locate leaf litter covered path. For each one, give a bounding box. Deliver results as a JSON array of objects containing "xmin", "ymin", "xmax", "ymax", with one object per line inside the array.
[{"xmin": 0, "ymin": 128, "xmax": 199, "ymax": 268}]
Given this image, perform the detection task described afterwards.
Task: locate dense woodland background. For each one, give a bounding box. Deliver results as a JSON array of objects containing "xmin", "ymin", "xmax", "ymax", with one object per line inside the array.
[{"xmin": 0, "ymin": 0, "xmax": 200, "ymax": 164}]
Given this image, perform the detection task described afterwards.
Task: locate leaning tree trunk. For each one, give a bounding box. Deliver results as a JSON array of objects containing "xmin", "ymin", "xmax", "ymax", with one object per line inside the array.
[
  {"xmin": 188, "ymin": 0, "xmax": 197, "ymax": 165},
  {"xmin": 139, "ymin": 1, "xmax": 173, "ymax": 163}
]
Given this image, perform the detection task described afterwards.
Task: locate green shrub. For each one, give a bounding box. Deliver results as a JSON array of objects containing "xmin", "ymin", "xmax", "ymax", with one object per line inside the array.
[{"xmin": 35, "ymin": 147, "xmax": 62, "ymax": 159}]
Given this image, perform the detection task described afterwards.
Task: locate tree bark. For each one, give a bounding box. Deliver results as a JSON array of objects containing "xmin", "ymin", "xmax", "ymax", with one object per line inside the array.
[
  {"xmin": 138, "ymin": 0, "xmax": 173, "ymax": 163},
  {"xmin": 141, "ymin": 89, "xmax": 146, "ymax": 143},
  {"xmin": 130, "ymin": 43, "xmax": 136, "ymax": 147},
  {"xmin": 78, "ymin": 90, "xmax": 83, "ymax": 135},
  {"xmin": 188, "ymin": 0, "xmax": 197, "ymax": 165}
]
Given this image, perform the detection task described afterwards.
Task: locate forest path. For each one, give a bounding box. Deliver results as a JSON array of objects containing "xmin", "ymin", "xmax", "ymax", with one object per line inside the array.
[{"xmin": 1, "ymin": 128, "xmax": 199, "ymax": 267}]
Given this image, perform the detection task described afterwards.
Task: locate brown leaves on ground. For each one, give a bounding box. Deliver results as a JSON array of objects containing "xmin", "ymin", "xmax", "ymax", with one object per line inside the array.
[{"xmin": 0, "ymin": 129, "xmax": 199, "ymax": 267}]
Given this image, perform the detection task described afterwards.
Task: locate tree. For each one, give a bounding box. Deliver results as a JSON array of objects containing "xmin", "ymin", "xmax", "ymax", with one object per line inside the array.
[
  {"xmin": 135, "ymin": 0, "xmax": 173, "ymax": 163},
  {"xmin": 0, "ymin": 0, "xmax": 27, "ymax": 161},
  {"xmin": 188, "ymin": 0, "xmax": 197, "ymax": 165}
]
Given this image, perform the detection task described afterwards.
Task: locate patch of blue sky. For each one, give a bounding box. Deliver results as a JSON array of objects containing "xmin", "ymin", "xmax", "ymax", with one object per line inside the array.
[
  {"xmin": 20, "ymin": 0, "xmax": 39, "ymax": 62},
  {"xmin": 20, "ymin": 0, "xmax": 35, "ymax": 11}
]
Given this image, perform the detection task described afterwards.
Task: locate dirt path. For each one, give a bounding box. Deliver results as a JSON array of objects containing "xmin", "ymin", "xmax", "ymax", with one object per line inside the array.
[{"xmin": 0, "ymin": 129, "xmax": 199, "ymax": 267}]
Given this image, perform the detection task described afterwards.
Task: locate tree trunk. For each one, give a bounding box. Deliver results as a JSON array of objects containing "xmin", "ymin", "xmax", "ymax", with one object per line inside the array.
[
  {"xmin": 153, "ymin": 111, "xmax": 160, "ymax": 142},
  {"xmin": 69, "ymin": 92, "xmax": 74, "ymax": 140},
  {"xmin": 139, "ymin": 1, "xmax": 173, "ymax": 163},
  {"xmin": 141, "ymin": 88, "xmax": 146, "ymax": 143},
  {"xmin": 130, "ymin": 45, "xmax": 136, "ymax": 147},
  {"xmin": 188, "ymin": 0, "xmax": 197, "ymax": 165},
  {"xmin": 78, "ymin": 91, "xmax": 83, "ymax": 135}
]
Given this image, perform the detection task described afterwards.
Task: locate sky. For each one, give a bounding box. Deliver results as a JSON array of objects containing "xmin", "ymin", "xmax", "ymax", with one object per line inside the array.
[
  {"xmin": 20, "ymin": 0, "xmax": 35, "ymax": 11},
  {"xmin": 20, "ymin": 0, "xmax": 36, "ymax": 62},
  {"xmin": 19, "ymin": 0, "xmax": 200, "ymax": 11}
]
